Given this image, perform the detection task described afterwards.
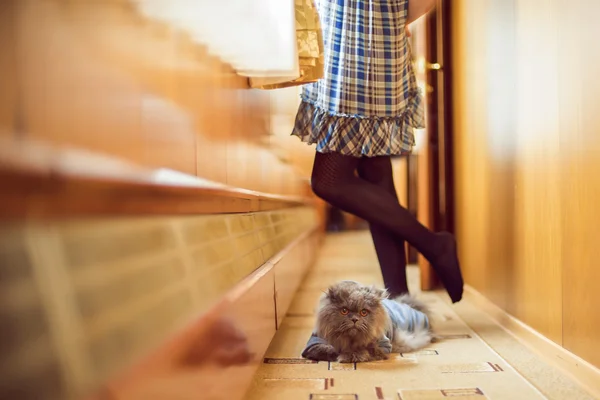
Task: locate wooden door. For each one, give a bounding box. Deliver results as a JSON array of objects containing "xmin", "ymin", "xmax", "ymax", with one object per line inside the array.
[{"xmin": 409, "ymin": 0, "xmax": 455, "ymax": 291}]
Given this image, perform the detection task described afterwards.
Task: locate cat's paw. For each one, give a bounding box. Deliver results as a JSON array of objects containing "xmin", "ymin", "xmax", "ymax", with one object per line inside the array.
[
  {"xmin": 363, "ymin": 341, "xmax": 390, "ymax": 361},
  {"xmin": 302, "ymin": 344, "xmax": 339, "ymax": 362},
  {"xmin": 337, "ymin": 351, "xmax": 370, "ymax": 363},
  {"xmin": 377, "ymin": 338, "xmax": 393, "ymax": 354},
  {"xmin": 369, "ymin": 347, "xmax": 390, "ymax": 361}
]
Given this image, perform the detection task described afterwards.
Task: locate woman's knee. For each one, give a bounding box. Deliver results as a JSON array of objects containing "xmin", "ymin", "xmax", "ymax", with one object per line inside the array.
[
  {"xmin": 310, "ymin": 173, "xmax": 337, "ymax": 201},
  {"xmin": 357, "ymin": 157, "xmax": 396, "ymax": 194},
  {"xmin": 311, "ymin": 152, "xmax": 347, "ymax": 201},
  {"xmin": 358, "ymin": 169, "xmax": 393, "ymax": 188}
]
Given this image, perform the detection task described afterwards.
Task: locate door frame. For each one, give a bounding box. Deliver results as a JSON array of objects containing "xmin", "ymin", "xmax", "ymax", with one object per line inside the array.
[{"xmin": 411, "ymin": 0, "xmax": 456, "ymax": 291}]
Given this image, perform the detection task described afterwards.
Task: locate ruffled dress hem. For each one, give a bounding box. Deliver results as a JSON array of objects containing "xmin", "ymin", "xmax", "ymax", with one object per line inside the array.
[{"xmin": 291, "ymin": 90, "xmax": 425, "ymax": 158}]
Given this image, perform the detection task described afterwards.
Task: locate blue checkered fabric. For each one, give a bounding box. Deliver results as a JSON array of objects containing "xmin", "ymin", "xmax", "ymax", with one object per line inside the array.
[{"xmin": 291, "ymin": 0, "xmax": 425, "ymax": 157}]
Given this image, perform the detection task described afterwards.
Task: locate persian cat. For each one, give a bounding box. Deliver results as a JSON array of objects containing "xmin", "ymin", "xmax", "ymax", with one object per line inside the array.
[{"xmin": 302, "ymin": 280, "xmax": 436, "ymax": 363}]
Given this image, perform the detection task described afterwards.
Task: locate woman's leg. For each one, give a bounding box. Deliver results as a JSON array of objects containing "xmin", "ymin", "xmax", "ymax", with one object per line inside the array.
[
  {"xmin": 311, "ymin": 151, "xmax": 463, "ymax": 303},
  {"xmin": 357, "ymin": 156, "xmax": 409, "ymax": 297}
]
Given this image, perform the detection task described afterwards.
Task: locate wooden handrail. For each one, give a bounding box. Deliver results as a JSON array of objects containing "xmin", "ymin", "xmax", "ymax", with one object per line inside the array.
[{"xmin": 0, "ymin": 137, "xmax": 313, "ymax": 220}]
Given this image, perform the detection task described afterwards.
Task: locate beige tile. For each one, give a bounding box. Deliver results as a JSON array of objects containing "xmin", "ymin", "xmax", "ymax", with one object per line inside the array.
[
  {"xmin": 355, "ymin": 354, "xmax": 418, "ymax": 370},
  {"xmin": 60, "ymin": 222, "xmax": 177, "ymax": 270},
  {"xmin": 76, "ymin": 257, "xmax": 186, "ymax": 321},
  {"xmin": 262, "ymin": 378, "xmax": 326, "ymax": 390},
  {"xmin": 453, "ymin": 299, "xmax": 597, "ymax": 400},
  {"xmin": 404, "ymin": 349, "xmax": 439, "ymax": 356},
  {"xmin": 257, "ymin": 225, "xmax": 277, "ymax": 245},
  {"xmin": 245, "ymin": 232, "xmax": 591, "ymax": 400},
  {"xmin": 228, "ymin": 214, "xmax": 256, "ymax": 235},
  {"xmin": 398, "ymin": 388, "xmax": 488, "ymax": 399},
  {"xmin": 87, "ymin": 289, "xmax": 193, "ymax": 378},
  {"xmin": 273, "ymin": 222, "xmax": 288, "ymax": 236},
  {"xmin": 254, "ymin": 212, "xmax": 272, "ymax": 229},
  {"xmin": 327, "ymin": 362, "xmax": 356, "ymax": 371},
  {"xmin": 182, "ymin": 216, "xmax": 230, "ymax": 245},
  {"xmin": 287, "ymin": 290, "xmax": 322, "ymax": 316},
  {"xmin": 21, "ymin": 207, "xmax": 302, "ymax": 393},
  {"xmin": 256, "ymin": 362, "xmax": 330, "ymax": 380},
  {"xmin": 235, "ymin": 232, "xmax": 260, "ymax": 257},
  {"xmin": 235, "ymin": 249, "xmax": 265, "ymax": 279},
  {"xmin": 300, "ymin": 272, "xmax": 383, "ymax": 291},
  {"xmin": 439, "ymin": 362, "xmax": 503, "ymax": 374},
  {"xmin": 279, "ymin": 316, "xmax": 316, "ymax": 329},
  {"xmin": 192, "ymin": 239, "xmax": 236, "ymax": 269},
  {"xmin": 264, "ymin": 327, "xmax": 315, "ymax": 359},
  {"xmin": 260, "ymin": 242, "xmax": 279, "ymax": 262}
]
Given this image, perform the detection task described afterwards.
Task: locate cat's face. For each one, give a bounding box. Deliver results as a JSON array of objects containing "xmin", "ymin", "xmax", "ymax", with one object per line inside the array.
[{"xmin": 316, "ymin": 281, "xmax": 388, "ymax": 346}]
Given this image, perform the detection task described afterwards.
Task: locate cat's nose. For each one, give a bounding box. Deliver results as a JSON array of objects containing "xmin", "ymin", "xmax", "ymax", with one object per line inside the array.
[{"xmin": 351, "ymin": 317, "xmax": 359, "ymax": 323}]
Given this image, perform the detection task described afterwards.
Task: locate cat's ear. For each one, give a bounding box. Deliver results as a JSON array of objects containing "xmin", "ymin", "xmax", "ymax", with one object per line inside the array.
[
  {"xmin": 367, "ymin": 285, "xmax": 389, "ymax": 300},
  {"xmin": 325, "ymin": 287, "xmax": 341, "ymax": 303}
]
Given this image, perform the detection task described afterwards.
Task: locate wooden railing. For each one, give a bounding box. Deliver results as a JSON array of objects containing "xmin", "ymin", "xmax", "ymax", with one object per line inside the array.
[
  {"xmin": 0, "ymin": 137, "xmax": 325, "ymax": 400},
  {"xmin": 0, "ymin": 1, "xmax": 323, "ymax": 397},
  {"xmin": 0, "ymin": 137, "xmax": 312, "ymax": 220}
]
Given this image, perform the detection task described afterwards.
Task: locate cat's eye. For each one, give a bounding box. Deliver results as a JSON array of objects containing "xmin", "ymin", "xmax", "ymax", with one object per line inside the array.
[
  {"xmin": 340, "ymin": 308, "xmax": 349, "ymax": 315},
  {"xmin": 360, "ymin": 309, "xmax": 369, "ymax": 317}
]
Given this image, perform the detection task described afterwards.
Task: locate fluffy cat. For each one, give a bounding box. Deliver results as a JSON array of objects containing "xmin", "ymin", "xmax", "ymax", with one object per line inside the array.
[{"xmin": 302, "ymin": 280, "xmax": 436, "ymax": 363}]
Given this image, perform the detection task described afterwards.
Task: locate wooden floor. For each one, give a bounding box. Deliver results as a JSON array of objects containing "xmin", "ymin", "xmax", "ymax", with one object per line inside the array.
[{"xmin": 244, "ymin": 232, "xmax": 595, "ymax": 400}]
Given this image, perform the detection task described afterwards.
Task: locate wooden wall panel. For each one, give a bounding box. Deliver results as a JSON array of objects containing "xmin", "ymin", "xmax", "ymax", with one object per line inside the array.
[
  {"xmin": 511, "ymin": 0, "xmax": 563, "ymax": 344},
  {"xmin": 18, "ymin": 0, "xmax": 149, "ymax": 167},
  {"xmin": 2, "ymin": 0, "xmax": 309, "ymax": 197},
  {"xmin": 559, "ymin": 0, "xmax": 600, "ymax": 369},
  {"xmin": 453, "ymin": 0, "xmax": 600, "ymax": 367},
  {"xmin": 475, "ymin": 0, "xmax": 517, "ymax": 314},
  {"xmin": 452, "ymin": 0, "xmax": 491, "ymax": 296}
]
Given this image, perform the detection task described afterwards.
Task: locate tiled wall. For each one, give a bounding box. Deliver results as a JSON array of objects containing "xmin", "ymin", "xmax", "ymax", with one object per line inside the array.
[
  {"xmin": 0, "ymin": 1, "xmax": 325, "ymax": 399},
  {"xmin": 0, "ymin": 206, "xmax": 318, "ymax": 400}
]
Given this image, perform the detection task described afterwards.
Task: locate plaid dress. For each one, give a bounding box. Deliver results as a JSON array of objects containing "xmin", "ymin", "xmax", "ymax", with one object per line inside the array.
[{"xmin": 291, "ymin": 0, "xmax": 425, "ymax": 157}]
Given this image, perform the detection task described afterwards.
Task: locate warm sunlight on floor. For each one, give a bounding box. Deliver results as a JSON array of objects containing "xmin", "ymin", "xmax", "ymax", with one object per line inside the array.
[{"xmin": 244, "ymin": 232, "xmax": 594, "ymax": 400}]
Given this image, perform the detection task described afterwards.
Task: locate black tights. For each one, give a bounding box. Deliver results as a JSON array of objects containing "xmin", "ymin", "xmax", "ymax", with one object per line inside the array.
[
  {"xmin": 356, "ymin": 157, "xmax": 410, "ymax": 297},
  {"xmin": 311, "ymin": 151, "xmax": 463, "ymax": 303}
]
